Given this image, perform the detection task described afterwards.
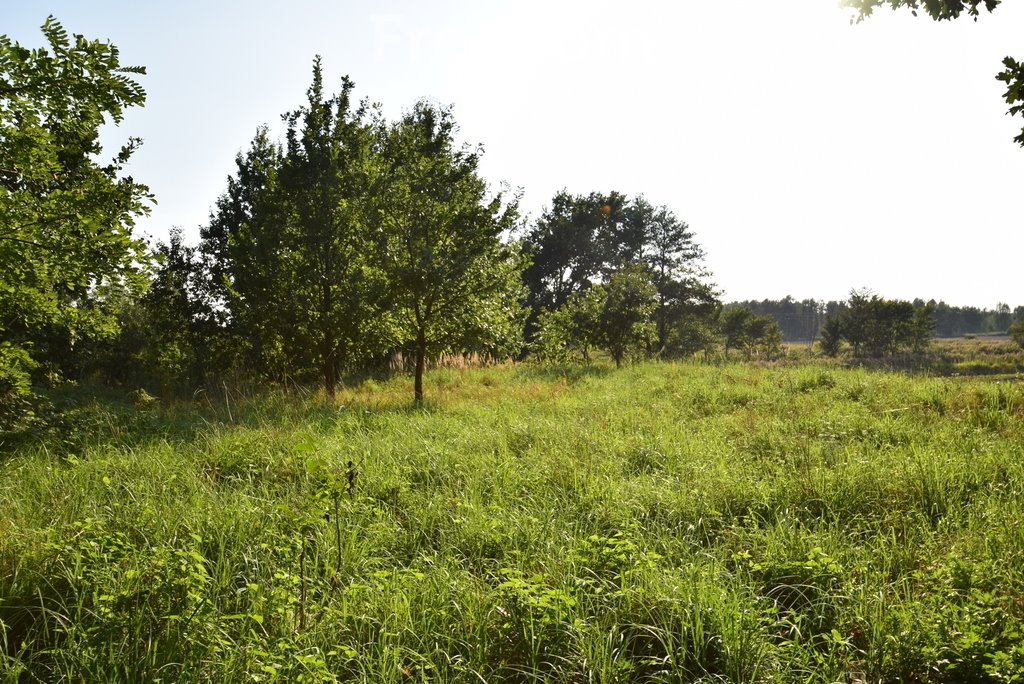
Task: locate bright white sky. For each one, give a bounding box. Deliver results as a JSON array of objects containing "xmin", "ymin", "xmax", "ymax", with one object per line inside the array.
[{"xmin": 5, "ymin": 0, "xmax": 1022, "ymax": 307}]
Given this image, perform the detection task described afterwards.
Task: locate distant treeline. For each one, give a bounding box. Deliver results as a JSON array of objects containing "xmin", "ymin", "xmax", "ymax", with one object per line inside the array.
[{"xmin": 731, "ymin": 297, "xmax": 1024, "ymax": 341}]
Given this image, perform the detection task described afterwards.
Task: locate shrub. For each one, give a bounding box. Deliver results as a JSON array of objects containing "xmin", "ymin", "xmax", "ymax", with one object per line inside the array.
[{"xmin": 1010, "ymin": 321, "xmax": 1024, "ymax": 349}]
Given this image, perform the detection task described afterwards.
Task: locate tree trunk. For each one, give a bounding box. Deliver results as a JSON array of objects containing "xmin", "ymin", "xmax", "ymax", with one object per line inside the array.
[
  {"xmin": 414, "ymin": 328, "xmax": 426, "ymax": 404},
  {"xmin": 323, "ymin": 349, "xmax": 336, "ymax": 398},
  {"xmin": 321, "ymin": 279, "xmax": 335, "ymax": 398},
  {"xmin": 657, "ymin": 290, "xmax": 667, "ymax": 352}
]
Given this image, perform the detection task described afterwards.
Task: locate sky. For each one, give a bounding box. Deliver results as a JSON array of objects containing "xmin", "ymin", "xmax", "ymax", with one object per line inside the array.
[{"xmin": 4, "ymin": 0, "xmax": 1022, "ymax": 307}]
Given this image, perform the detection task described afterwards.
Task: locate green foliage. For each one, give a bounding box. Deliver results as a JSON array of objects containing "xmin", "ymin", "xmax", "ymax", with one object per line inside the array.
[
  {"xmin": 596, "ymin": 265, "xmax": 658, "ymax": 368},
  {"xmin": 533, "ymin": 266, "xmax": 660, "ymax": 367},
  {"xmin": 663, "ymin": 310, "xmax": 721, "ymax": 359},
  {"xmin": 200, "ymin": 77, "xmax": 525, "ymax": 403},
  {"xmin": 837, "ymin": 290, "xmax": 936, "ymax": 358},
  {"xmin": 745, "ymin": 313, "xmax": 783, "ymax": 360},
  {"xmin": 1010, "ymin": 320, "xmax": 1024, "ymax": 348},
  {"xmin": 721, "ymin": 307, "xmax": 754, "ymax": 358},
  {"xmin": 0, "ymin": 341, "xmax": 36, "ymax": 434},
  {"xmin": 521, "ymin": 190, "xmax": 717, "ymax": 349},
  {"xmin": 201, "ymin": 64, "xmax": 386, "ymax": 395},
  {"xmin": 721, "ymin": 307, "xmax": 782, "ymax": 360},
  {"xmin": 96, "ymin": 229, "xmax": 222, "ymax": 393},
  {"xmin": 376, "ymin": 101, "xmax": 526, "ymax": 401},
  {"xmin": 532, "ymin": 286, "xmax": 604, "ymax": 364},
  {"xmin": 910, "ymin": 301, "xmax": 937, "ymax": 354},
  {"xmin": 819, "ymin": 316, "xmax": 844, "ymax": 357},
  {"xmin": 842, "ymin": 0, "xmax": 999, "ymax": 21},
  {"xmin": 279, "ymin": 60, "xmax": 384, "ymax": 396},
  {"xmin": 0, "ymin": 17, "xmax": 150, "ymax": 414},
  {"xmin": 997, "ymin": 56, "xmax": 1024, "ymax": 146},
  {"xmin": 201, "ymin": 126, "xmax": 292, "ymax": 381}
]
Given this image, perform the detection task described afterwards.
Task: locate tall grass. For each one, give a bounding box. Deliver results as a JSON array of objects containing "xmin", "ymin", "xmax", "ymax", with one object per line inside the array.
[{"xmin": 1, "ymin": 360, "xmax": 1023, "ymax": 681}]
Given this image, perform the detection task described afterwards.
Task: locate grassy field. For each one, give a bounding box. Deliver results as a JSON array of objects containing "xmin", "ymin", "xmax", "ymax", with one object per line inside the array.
[{"xmin": 1, "ymin": 356, "xmax": 1023, "ymax": 682}]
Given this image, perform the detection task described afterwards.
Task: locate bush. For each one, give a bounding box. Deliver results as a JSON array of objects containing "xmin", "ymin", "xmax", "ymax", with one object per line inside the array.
[
  {"xmin": 1010, "ymin": 321, "xmax": 1024, "ymax": 349},
  {"xmin": 818, "ymin": 317, "xmax": 843, "ymax": 357},
  {"xmin": 0, "ymin": 342, "xmax": 36, "ymax": 435}
]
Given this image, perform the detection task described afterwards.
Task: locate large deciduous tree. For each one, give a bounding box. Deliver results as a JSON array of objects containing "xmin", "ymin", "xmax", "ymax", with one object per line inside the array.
[
  {"xmin": 376, "ymin": 102, "xmax": 525, "ymax": 403},
  {"xmin": 521, "ymin": 190, "xmax": 627, "ymax": 321},
  {"xmin": 522, "ymin": 191, "xmax": 718, "ymax": 355},
  {"xmin": 842, "ymin": 0, "xmax": 1024, "ymax": 146},
  {"xmin": 1, "ymin": 17, "xmax": 150, "ymax": 417},
  {"xmin": 624, "ymin": 196, "xmax": 713, "ymax": 352}
]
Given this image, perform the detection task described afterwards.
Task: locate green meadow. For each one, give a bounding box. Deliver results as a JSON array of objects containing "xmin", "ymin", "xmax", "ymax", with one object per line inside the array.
[{"xmin": 2, "ymin": 357, "xmax": 1023, "ymax": 682}]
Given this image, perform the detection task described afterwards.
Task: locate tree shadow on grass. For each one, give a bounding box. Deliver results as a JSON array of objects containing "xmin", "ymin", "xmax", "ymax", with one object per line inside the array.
[
  {"xmin": 513, "ymin": 363, "xmax": 614, "ymax": 385},
  {"xmin": 3, "ymin": 379, "xmax": 433, "ymax": 460}
]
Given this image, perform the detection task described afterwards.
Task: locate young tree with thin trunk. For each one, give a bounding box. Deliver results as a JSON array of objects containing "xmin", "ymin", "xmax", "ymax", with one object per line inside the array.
[
  {"xmin": 597, "ymin": 265, "xmax": 657, "ymax": 368},
  {"xmin": 375, "ymin": 102, "xmax": 524, "ymax": 403}
]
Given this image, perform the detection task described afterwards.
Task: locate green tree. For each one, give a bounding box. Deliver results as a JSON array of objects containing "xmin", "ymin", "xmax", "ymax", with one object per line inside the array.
[
  {"xmin": 533, "ymin": 286, "xmax": 604, "ymax": 364},
  {"xmin": 1009, "ymin": 320, "xmax": 1024, "ymax": 348},
  {"xmin": 200, "ymin": 127, "xmax": 291, "ymax": 379},
  {"xmin": 842, "ymin": 289, "xmax": 875, "ymax": 357},
  {"xmin": 721, "ymin": 307, "xmax": 754, "ymax": 359},
  {"xmin": 745, "ymin": 315, "xmax": 783, "ymax": 360},
  {"xmin": 1, "ymin": 17, "xmax": 150, "ymax": 418},
  {"xmin": 102, "ymin": 229, "xmax": 218, "ymax": 393},
  {"xmin": 375, "ymin": 102, "xmax": 525, "ymax": 403},
  {"xmin": 720, "ymin": 307, "xmax": 783, "ymax": 361},
  {"xmin": 837, "ymin": 291, "xmax": 931, "ymax": 357},
  {"xmin": 597, "ymin": 266, "xmax": 657, "ymax": 368},
  {"xmin": 664, "ymin": 311, "xmax": 720, "ymax": 360},
  {"xmin": 994, "ymin": 302, "xmax": 1012, "ymax": 332},
  {"xmin": 521, "ymin": 191, "xmax": 717, "ymax": 352},
  {"xmin": 843, "ymin": 0, "xmax": 1024, "ymax": 146},
  {"xmin": 201, "ymin": 60, "xmax": 387, "ymax": 398},
  {"xmin": 909, "ymin": 302, "xmax": 936, "ymax": 354},
  {"xmin": 280, "ymin": 59, "xmax": 383, "ymax": 397},
  {"xmin": 819, "ymin": 316, "xmax": 844, "ymax": 357},
  {"xmin": 625, "ymin": 197, "xmax": 712, "ymax": 352},
  {"xmin": 521, "ymin": 190, "xmax": 627, "ymax": 335}
]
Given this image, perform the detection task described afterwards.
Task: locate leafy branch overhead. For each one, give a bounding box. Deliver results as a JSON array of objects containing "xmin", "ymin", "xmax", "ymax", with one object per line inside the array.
[
  {"xmin": 841, "ymin": 0, "xmax": 1024, "ymax": 146},
  {"xmin": 997, "ymin": 57, "xmax": 1024, "ymax": 146},
  {"xmin": 841, "ymin": 0, "xmax": 999, "ymax": 21}
]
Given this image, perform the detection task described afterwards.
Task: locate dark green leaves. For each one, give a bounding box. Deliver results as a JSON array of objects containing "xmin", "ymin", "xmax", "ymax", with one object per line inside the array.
[
  {"xmin": 1, "ymin": 17, "xmax": 150, "ymax": 408},
  {"xmin": 841, "ymin": 0, "xmax": 999, "ymax": 22},
  {"xmin": 996, "ymin": 57, "xmax": 1024, "ymax": 146}
]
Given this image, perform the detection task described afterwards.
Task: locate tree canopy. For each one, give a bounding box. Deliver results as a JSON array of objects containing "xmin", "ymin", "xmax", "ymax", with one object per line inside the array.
[{"xmin": 522, "ymin": 190, "xmax": 717, "ymax": 355}]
